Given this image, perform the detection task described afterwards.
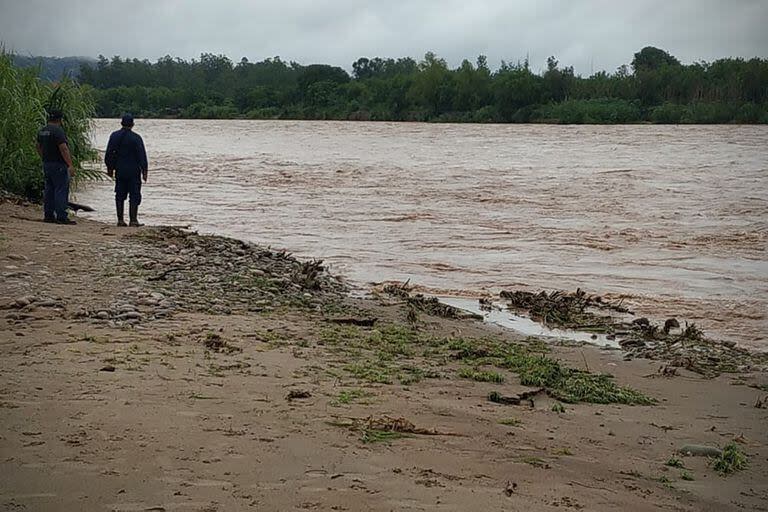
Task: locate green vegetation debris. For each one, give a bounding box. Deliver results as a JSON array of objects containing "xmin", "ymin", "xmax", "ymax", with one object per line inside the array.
[
  {"xmin": 459, "ymin": 367, "xmax": 504, "ymax": 383},
  {"xmin": 666, "ymin": 456, "xmax": 684, "ymax": 468},
  {"xmin": 712, "ymin": 442, "xmax": 748, "ymax": 476},
  {"xmin": 361, "ymin": 429, "xmax": 409, "ymax": 444},
  {"xmin": 332, "ymin": 388, "xmax": 372, "ymax": 406},
  {"xmin": 323, "ymin": 322, "xmax": 653, "ymax": 405},
  {"xmin": 330, "ymin": 415, "xmax": 440, "ymax": 444},
  {"xmin": 520, "ymin": 456, "xmax": 550, "ymax": 469}
]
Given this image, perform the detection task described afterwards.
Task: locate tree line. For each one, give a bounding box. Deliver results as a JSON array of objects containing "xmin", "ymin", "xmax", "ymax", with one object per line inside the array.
[{"xmin": 76, "ymin": 47, "xmax": 768, "ymax": 124}]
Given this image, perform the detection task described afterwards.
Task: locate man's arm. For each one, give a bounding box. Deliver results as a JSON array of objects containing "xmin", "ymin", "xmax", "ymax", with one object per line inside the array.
[
  {"xmin": 138, "ymin": 137, "xmax": 148, "ymax": 182},
  {"xmin": 52, "ymin": 127, "xmax": 74, "ymax": 176},
  {"xmin": 58, "ymin": 143, "xmax": 75, "ymax": 176},
  {"xmin": 104, "ymin": 133, "xmax": 115, "ymax": 177}
]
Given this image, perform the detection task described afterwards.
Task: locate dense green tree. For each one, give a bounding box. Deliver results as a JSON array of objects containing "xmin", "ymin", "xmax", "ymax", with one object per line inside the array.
[{"xmin": 632, "ymin": 46, "xmax": 681, "ymax": 73}]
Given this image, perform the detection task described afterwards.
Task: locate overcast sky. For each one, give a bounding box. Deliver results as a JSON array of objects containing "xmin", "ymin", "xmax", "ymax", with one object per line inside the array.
[{"xmin": 1, "ymin": 0, "xmax": 765, "ymax": 74}]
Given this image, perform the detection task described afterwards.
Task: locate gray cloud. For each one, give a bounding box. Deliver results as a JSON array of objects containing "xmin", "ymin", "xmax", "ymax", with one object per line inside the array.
[{"xmin": 0, "ymin": 0, "xmax": 765, "ymax": 74}]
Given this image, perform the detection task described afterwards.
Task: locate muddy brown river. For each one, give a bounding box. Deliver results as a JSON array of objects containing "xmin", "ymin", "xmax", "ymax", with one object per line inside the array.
[{"xmin": 78, "ymin": 120, "xmax": 768, "ymax": 349}]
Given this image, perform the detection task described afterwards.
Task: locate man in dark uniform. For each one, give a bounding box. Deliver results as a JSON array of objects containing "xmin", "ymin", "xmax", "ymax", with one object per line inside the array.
[
  {"xmin": 105, "ymin": 114, "xmax": 148, "ymax": 227},
  {"xmin": 36, "ymin": 110, "xmax": 76, "ymax": 224}
]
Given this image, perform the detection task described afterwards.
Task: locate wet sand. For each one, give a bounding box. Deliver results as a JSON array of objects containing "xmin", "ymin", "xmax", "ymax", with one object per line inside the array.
[
  {"xmin": 76, "ymin": 120, "xmax": 768, "ymax": 349},
  {"xmin": 1, "ymin": 201, "xmax": 767, "ymax": 511}
]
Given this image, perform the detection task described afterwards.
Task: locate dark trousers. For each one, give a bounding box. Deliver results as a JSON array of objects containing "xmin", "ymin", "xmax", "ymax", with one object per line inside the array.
[
  {"xmin": 43, "ymin": 163, "xmax": 69, "ymax": 221},
  {"xmin": 115, "ymin": 170, "xmax": 142, "ymax": 205}
]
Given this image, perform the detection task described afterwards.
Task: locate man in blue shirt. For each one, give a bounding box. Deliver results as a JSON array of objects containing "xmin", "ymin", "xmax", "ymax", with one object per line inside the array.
[
  {"xmin": 105, "ymin": 114, "xmax": 149, "ymax": 227},
  {"xmin": 36, "ymin": 110, "xmax": 76, "ymax": 224}
]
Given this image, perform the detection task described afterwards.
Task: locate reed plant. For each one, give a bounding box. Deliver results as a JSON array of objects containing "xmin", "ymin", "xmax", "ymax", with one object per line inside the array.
[{"xmin": 0, "ymin": 51, "xmax": 99, "ymax": 200}]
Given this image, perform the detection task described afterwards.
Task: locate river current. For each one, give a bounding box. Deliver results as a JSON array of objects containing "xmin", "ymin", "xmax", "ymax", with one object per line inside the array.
[{"xmin": 77, "ymin": 120, "xmax": 768, "ymax": 349}]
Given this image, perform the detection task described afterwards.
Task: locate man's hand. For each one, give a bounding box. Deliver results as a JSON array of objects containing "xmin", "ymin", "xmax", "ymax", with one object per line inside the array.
[
  {"xmin": 68, "ymin": 166, "xmax": 75, "ymax": 177},
  {"xmin": 107, "ymin": 169, "xmax": 114, "ymax": 178},
  {"xmin": 142, "ymin": 170, "xmax": 148, "ymax": 183}
]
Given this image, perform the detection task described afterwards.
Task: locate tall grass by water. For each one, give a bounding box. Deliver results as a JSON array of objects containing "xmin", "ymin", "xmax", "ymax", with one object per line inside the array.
[{"xmin": 0, "ymin": 51, "xmax": 100, "ymax": 200}]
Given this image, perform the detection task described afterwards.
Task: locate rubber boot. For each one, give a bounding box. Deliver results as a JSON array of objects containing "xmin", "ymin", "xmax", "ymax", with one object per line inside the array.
[
  {"xmin": 116, "ymin": 200, "xmax": 127, "ymax": 227},
  {"xmin": 128, "ymin": 203, "xmax": 144, "ymax": 227}
]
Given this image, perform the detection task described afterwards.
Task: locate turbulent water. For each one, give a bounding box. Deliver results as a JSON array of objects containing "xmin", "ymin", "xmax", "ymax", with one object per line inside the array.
[{"xmin": 78, "ymin": 119, "xmax": 768, "ymax": 349}]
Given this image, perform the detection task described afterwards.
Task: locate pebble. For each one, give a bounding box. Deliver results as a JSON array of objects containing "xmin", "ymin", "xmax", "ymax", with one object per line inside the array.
[
  {"xmin": 116, "ymin": 311, "xmax": 142, "ymax": 320},
  {"xmin": 13, "ymin": 296, "xmax": 35, "ymax": 308},
  {"xmin": 4, "ymin": 271, "xmax": 31, "ymax": 278},
  {"xmin": 95, "ymin": 311, "xmax": 110, "ymax": 320}
]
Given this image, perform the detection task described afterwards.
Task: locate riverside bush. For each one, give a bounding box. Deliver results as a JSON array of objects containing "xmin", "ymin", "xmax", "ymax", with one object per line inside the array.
[{"xmin": 0, "ymin": 52, "xmax": 99, "ymax": 200}]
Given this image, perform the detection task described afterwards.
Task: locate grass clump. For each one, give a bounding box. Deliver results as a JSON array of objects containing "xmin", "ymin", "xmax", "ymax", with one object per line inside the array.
[
  {"xmin": 551, "ymin": 402, "xmax": 566, "ymax": 413},
  {"xmin": 655, "ymin": 475, "xmax": 674, "ymax": 489},
  {"xmin": 321, "ymin": 324, "xmax": 421, "ymax": 358},
  {"xmin": 712, "ymin": 442, "xmax": 748, "ymax": 476},
  {"xmin": 398, "ymin": 365, "xmax": 438, "ymax": 385},
  {"xmin": 680, "ymin": 471, "xmax": 694, "ymax": 481},
  {"xmin": 498, "ymin": 418, "xmax": 522, "ymax": 427},
  {"xmin": 459, "ymin": 367, "xmax": 505, "ymax": 383},
  {"xmin": 345, "ymin": 359, "xmax": 394, "ymax": 384},
  {"xmin": 666, "ymin": 456, "xmax": 684, "ymax": 468},
  {"xmin": 503, "ymin": 352, "xmax": 654, "ymax": 405},
  {"xmin": 332, "ymin": 388, "xmax": 371, "ymax": 406},
  {"xmin": 343, "ymin": 359, "xmax": 436, "ymax": 385}
]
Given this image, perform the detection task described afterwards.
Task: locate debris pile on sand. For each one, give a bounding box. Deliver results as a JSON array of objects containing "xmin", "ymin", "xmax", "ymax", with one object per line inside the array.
[
  {"xmin": 330, "ymin": 415, "xmax": 450, "ymax": 443},
  {"xmin": 84, "ymin": 226, "xmax": 348, "ymax": 325},
  {"xmin": 382, "ymin": 282, "xmax": 481, "ymax": 320},
  {"xmin": 498, "ymin": 288, "xmax": 768, "ymax": 377},
  {"xmin": 500, "ymin": 288, "xmax": 628, "ymax": 329}
]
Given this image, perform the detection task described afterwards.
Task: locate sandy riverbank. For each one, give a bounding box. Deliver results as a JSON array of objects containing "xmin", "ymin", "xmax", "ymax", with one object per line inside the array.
[{"xmin": 1, "ymin": 200, "xmax": 766, "ymax": 511}]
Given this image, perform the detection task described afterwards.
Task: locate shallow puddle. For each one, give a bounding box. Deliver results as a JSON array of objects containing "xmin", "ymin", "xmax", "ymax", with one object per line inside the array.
[{"xmin": 438, "ymin": 297, "xmax": 621, "ymax": 349}]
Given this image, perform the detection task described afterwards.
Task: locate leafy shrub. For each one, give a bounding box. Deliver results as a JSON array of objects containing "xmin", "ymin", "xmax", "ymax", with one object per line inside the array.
[{"xmin": 0, "ymin": 52, "xmax": 99, "ymax": 199}]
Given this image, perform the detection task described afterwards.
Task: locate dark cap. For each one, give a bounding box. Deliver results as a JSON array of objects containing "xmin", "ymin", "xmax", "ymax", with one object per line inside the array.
[
  {"xmin": 47, "ymin": 110, "xmax": 64, "ymax": 121},
  {"xmin": 121, "ymin": 114, "xmax": 135, "ymax": 127}
]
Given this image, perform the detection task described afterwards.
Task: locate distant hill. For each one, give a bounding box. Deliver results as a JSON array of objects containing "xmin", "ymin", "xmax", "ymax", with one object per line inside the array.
[{"xmin": 11, "ymin": 55, "xmax": 96, "ymax": 81}]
